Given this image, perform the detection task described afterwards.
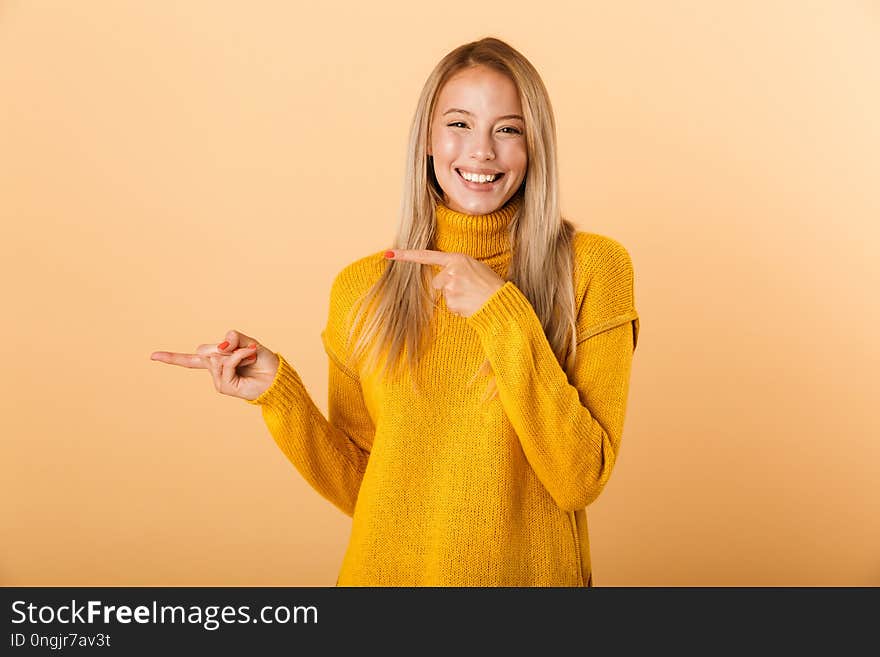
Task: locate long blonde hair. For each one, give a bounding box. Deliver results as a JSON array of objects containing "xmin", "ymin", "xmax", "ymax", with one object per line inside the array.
[{"xmin": 342, "ymin": 37, "xmax": 579, "ymax": 402}]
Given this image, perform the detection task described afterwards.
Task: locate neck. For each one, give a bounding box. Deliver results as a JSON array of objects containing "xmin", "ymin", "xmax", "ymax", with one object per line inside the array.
[{"xmin": 434, "ymin": 195, "xmax": 522, "ymax": 260}]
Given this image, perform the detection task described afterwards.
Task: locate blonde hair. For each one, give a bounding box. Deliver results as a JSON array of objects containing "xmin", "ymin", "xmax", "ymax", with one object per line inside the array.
[{"xmin": 342, "ymin": 36, "xmax": 579, "ymax": 402}]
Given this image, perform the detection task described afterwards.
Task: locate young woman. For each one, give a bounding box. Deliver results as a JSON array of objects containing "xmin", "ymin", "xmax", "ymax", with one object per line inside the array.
[{"xmin": 151, "ymin": 37, "xmax": 640, "ymax": 587}]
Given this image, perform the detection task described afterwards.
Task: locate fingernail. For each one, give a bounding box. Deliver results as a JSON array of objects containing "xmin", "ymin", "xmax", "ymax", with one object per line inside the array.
[
  {"xmin": 384, "ymin": 250, "xmax": 395, "ymax": 259},
  {"xmin": 247, "ymin": 343, "xmax": 257, "ymax": 349},
  {"xmin": 217, "ymin": 341, "xmax": 229, "ymax": 350}
]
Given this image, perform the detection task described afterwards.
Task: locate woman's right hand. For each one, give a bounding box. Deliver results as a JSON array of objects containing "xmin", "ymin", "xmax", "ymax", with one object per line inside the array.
[{"xmin": 150, "ymin": 329, "xmax": 280, "ymax": 401}]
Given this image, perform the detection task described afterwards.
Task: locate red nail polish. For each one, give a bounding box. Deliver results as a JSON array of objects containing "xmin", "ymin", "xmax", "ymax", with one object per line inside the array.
[
  {"xmin": 217, "ymin": 341, "xmax": 229, "ymax": 350},
  {"xmin": 384, "ymin": 250, "xmax": 395, "ymax": 259},
  {"xmin": 247, "ymin": 343, "xmax": 257, "ymax": 349}
]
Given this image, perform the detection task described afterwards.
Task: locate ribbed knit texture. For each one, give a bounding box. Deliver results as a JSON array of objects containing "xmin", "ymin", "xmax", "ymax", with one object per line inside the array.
[{"xmin": 247, "ymin": 195, "xmax": 640, "ymax": 586}]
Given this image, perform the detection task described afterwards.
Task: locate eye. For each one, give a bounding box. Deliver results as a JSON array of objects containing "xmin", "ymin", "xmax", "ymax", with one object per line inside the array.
[{"xmin": 446, "ymin": 122, "xmax": 522, "ymax": 134}]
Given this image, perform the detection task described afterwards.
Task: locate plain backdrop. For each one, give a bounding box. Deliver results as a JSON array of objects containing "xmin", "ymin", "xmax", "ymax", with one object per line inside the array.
[{"xmin": 1, "ymin": 1, "xmax": 878, "ymax": 586}]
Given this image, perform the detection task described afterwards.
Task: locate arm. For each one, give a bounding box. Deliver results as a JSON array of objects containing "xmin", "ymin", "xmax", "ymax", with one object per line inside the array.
[
  {"xmin": 466, "ymin": 243, "xmax": 639, "ymax": 511},
  {"xmin": 245, "ymin": 264, "xmax": 377, "ymax": 517},
  {"xmin": 246, "ymin": 347, "xmax": 373, "ymax": 517}
]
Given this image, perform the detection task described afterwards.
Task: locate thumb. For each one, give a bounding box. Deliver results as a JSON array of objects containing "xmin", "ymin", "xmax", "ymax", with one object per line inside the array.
[{"xmin": 223, "ymin": 329, "xmax": 257, "ymax": 351}]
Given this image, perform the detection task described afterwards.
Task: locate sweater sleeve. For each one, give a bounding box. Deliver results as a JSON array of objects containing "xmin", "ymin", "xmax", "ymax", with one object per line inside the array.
[
  {"xmin": 465, "ymin": 240, "xmax": 639, "ymax": 511},
  {"xmin": 245, "ymin": 352, "xmax": 371, "ymax": 517},
  {"xmin": 245, "ymin": 265, "xmax": 376, "ymax": 517}
]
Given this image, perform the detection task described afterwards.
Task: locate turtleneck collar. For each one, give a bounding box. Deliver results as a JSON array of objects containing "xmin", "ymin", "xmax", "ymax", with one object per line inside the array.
[{"xmin": 434, "ymin": 194, "xmax": 522, "ymax": 260}]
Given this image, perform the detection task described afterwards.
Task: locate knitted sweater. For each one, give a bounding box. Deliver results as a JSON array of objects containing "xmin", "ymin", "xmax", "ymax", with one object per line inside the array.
[{"xmin": 247, "ymin": 196, "xmax": 640, "ymax": 586}]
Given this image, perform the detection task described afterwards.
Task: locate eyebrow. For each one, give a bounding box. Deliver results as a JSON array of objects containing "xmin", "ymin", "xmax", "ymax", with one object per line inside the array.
[{"xmin": 442, "ymin": 108, "xmax": 524, "ymax": 122}]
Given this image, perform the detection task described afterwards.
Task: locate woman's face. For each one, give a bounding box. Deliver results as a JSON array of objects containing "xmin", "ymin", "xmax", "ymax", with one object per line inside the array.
[{"xmin": 429, "ymin": 66, "xmax": 527, "ymax": 215}]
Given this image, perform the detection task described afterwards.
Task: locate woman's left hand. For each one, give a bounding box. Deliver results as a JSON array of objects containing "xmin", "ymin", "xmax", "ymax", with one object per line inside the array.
[{"xmin": 385, "ymin": 249, "xmax": 504, "ymax": 318}]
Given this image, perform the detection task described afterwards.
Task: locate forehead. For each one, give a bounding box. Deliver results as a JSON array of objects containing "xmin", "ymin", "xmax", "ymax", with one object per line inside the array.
[{"xmin": 435, "ymin": 66, "xmax": 522, "ymax": 114}]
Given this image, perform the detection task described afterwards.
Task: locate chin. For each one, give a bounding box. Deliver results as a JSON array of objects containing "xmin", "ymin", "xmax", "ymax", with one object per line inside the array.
[{"xmin": 449, "ymin": 195, "xmax": 506, "ymax": 215}]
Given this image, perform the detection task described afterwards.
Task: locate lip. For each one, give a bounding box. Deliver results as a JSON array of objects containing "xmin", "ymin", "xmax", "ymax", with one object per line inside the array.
[{"xmin": 455, "ymin": 168, "xmax": 504, "ymax": 191}]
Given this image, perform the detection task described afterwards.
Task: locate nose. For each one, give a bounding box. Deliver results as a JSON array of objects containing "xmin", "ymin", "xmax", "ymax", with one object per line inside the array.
[{"xmin": 469, "ymin": 130, "xmax": 495, "ymax": 161}]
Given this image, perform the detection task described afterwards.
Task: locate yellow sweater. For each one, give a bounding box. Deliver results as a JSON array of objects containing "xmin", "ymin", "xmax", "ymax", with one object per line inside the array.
[{"xmin": 247, "ymin": 197, "xmax": 640, "ymax": 586}]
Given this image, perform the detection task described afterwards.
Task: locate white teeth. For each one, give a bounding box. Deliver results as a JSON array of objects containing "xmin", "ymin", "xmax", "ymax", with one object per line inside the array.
[{"xmin": 459, "ymin": 170, "xmax": 497, "ymax": 183}]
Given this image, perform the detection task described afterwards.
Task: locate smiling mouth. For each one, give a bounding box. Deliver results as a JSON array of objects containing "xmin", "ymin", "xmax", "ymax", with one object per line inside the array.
[{"xmin": 456, "ymin": 168, "xmax": 505, "ymax": 184}]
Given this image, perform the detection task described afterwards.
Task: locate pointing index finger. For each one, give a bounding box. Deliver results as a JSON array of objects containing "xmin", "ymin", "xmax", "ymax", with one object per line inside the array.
[
  {"xmin": 150, "ymin": 351, "xmax": 206, "ymax": 369},
  {"xmin": 388, "ymin": 249, "xmax": 453, "ymax": 266}
]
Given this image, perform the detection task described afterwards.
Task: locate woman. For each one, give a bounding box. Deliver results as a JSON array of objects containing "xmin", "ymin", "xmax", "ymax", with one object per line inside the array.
[{"xmin": 151, "ymin": 37, "xmax": 640, "ymax": 587}]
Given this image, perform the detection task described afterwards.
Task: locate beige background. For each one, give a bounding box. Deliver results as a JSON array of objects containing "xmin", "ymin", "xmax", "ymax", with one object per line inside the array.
[{"xmin": 1, "ymin": 1, "xmax": 877, "ymax": 586}]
